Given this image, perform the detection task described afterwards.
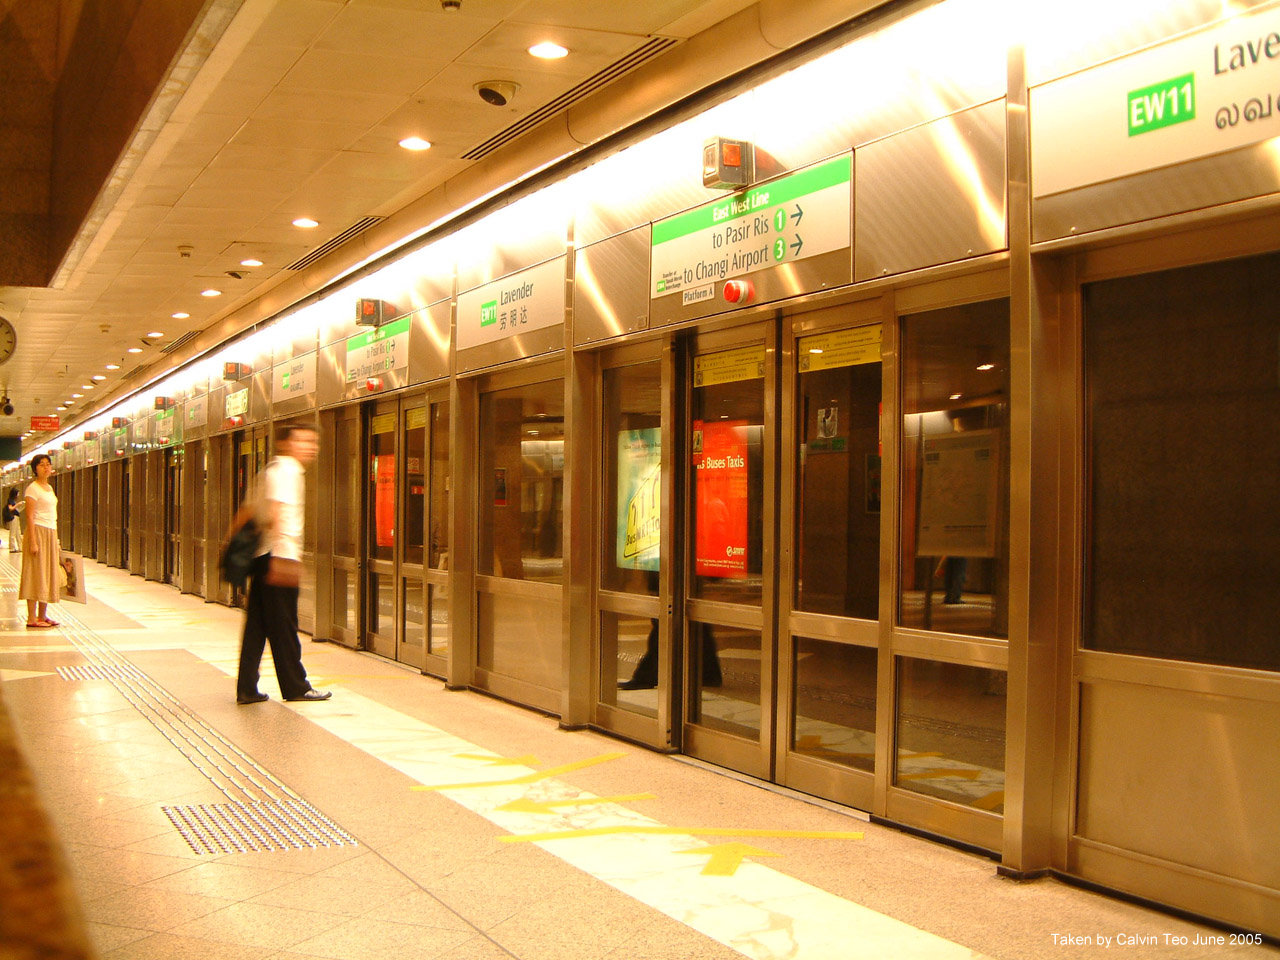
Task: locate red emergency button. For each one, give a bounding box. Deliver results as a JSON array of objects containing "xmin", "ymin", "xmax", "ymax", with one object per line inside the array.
[
  {"xmin": 723, "ymin": 279, "xmax": 754, "ymax": 304},
  {"xmin": 366, "ymin": 377, "xmax": 383, "ymax": 392}
]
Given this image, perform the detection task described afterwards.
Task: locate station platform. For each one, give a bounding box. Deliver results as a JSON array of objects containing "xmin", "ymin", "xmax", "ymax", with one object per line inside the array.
[{"xmin": 0, "ymin": 552, "xmax": 1273, "ymax": 960}]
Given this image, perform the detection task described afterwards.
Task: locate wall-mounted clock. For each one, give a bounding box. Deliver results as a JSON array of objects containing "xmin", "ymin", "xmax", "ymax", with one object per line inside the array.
[{"xmin": 0, "ymin": 317, "xmax": 14, "ymax": 364}]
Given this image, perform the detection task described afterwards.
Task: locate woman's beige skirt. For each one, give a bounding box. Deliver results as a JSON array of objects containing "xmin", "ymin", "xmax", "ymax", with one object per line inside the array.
[{"xmin": 18, "ymin": 526, "xmax": 61, "ymax": 603}]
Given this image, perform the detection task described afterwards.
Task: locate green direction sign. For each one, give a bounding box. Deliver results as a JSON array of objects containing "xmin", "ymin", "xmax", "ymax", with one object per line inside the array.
[
  {"xmin": 650, "ymin": 155, "xmax": 851, "ymax": 301},
  {"xmin": 1128, "ymin": 73, "xmax": 1196, "ymax": 136}
]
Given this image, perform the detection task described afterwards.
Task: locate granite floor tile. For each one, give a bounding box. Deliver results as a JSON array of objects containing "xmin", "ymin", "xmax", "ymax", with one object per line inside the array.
[
  {"xmin": 286, "ymin": 916, "xmax": 475, "ymax": 960},
  {"xmin": 81, "ymin": 885, "xmax": 234, "ymax": 932},
  {"xmin": 167, "ymin": 901, "xmax": 348, "ymax": 951},
  {"xmin": 101, "ymin": 932, "xmax": 276, "ymax": 960}
]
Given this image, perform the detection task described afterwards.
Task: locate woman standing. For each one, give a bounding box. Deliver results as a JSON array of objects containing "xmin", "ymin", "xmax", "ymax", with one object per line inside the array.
[
  {"xmin": 19, "ymin": 455, "xmax": 60, "ymax": 628},
  {"xmin": 4, "ymin": 488, "xmax": 21, "ymax": 552}
]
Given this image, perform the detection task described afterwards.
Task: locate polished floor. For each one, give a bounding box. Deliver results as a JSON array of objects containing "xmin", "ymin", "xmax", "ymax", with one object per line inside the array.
[{"xmin": 0, "ymin": 551, "xmax": 1274, "ymax": 960}]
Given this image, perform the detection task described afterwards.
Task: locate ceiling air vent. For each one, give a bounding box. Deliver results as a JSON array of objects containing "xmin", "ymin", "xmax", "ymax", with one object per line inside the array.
[
  {"xmin": 159, "ymin": 331, "xmax": 201, "ymax": 354},
  {"xmin": 121, "ymin": 365, "xmax": 148, "ymax": 381},
  {"xmin": 286, "ymin": 217, "xmax": 384, "ymax": 272},
  {"xmin": 462, "ymin": 36, "xmax": 681, "ymax": 161}
]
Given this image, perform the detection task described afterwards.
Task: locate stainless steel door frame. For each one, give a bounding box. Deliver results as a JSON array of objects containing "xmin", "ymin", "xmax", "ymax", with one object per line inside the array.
[
  {"xmin": 880, "ymin": 269, "xmax": 1011, "ymax": 855},
  {"xmin": 776, "ymin": 296, "xmax": 887, "ymax": 813},
  {"xmin": 412, "ymin": 387, "xmax": 449, "ymax": 676},
  {"xmin": 365, "ymin": 398, "xmax": 401, "ymax": 661},
  {"xmin": 319, "ymin": 405, "xmax": 363, "ymax": 647},
  {"xmin": 587, "ymin": 341, "xmax": 672, "ymax": 750},
  {"xmin": 680, "ymin": 319, "xmax": 779, "ymax": 781}
]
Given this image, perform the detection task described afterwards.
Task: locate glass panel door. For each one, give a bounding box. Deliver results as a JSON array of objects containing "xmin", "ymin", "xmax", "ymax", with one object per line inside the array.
[
  {"xmin": 366, "ymin": 401, "xmax": 398, "ymax": 660},
  {"xmin": 779, "ymin": 307, "xmax": 884, "ymax": 809},
  {"xmin": 682, "ymin": 324, "xmax": 776, "ymax": 779},
  {"xmin": 163, "ymin": 447, "xmax": 182, "ymax": 586},
  {"xmin": 596, "ymin": 354, "xmax": 664, "ymax": 741},
  {"xmin": 424, "ymin": 398, "xmax": 450, "ymax": 676},
  {"xmin": 326, "ymin": 406, "xmax": 362, "ymax": 646}
]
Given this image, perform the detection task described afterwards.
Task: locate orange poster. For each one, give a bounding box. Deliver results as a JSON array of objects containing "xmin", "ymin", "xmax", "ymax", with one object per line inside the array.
[
  {"xmin": 374, "ymin": 454, "xmax": 396, "ymax": 547},
  {"xmin": 693, "ymin": 419, "xmax": 748, "ymax": 578}
]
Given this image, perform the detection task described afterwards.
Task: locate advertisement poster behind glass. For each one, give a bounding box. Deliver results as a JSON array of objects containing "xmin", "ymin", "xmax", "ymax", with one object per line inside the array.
[
  {"xmin": 617, "ymin": 429, "xmax": 660, "ymax": 571},
  {"xmin": 693, "ymin": 419, "xmax": 749, "ymax": 578}
]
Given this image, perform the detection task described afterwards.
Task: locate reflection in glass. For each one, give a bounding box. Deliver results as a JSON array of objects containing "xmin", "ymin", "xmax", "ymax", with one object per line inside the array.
[
  {"xmin": 899, "ymin": 299, "xmax": 1010, "ymax": 638},
  {"xmin": 478, "ymin": 380, "xmax": 564, "ymax": 583},
  {"xmin": 404, "ymin": 406, "xmax": 426, "ymax": 566},
  {"xmin": 600, "ymin": 611, "xmax": 658, "ymax": 718},
  {"xmin": 603, "ymin": 362, "xmax": 661, "ymax": 595},
  {"xmin": 691, "ymin": 623, "xmax": 755, "ymax": 740},
  {"xmin": 1085, "ymin": 254, "xmax": 1280, "ymax": 672},
  {"xmin": 332, "ymin": 417, "xmax": 357, "ymax": 557},
  {"xmin": 429, "ymin": 401, "xmax": 450, "ymax": 571},
  {"xmin": 369, "ymin": 572, "xmax": 395, "ymax": 637},
  {"xmin": 367, "ymin": 414, "xmax": 396, "ymax": 562},
  {"xmin": 796, "ymin": 334, "xmax": 881, "ymax": 618},
  {"xmin": 428, "ymin": 582, "xmax": 449, "ymax": 656},
  {"xmin": 895, "ymin": 656, "xmax": 1005, "ymax": 813},
  {"xmin": 690, "ymin": 352, "xmax": 764, "ymax": 604},
  {"xmin": 333, "ymin": 569, "xmax": 356, "ymax": 635},
  {"xmin": 792, "ymin": 639, "xmax": 876, "ymax": 771},
  {"xmin": 402, "ymin": 578, "xmax": 425, "ymax": 654}
]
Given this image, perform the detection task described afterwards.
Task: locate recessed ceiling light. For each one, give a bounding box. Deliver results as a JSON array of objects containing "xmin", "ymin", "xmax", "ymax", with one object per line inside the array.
[
  {"xmin": 808, "ymin": 348, "xmax": 823, "ymax": 354},
  {"xmin": 977, "ymin": 363, "xmax": 995, "ymax": 371},
  {"xmin": 950, "ymin": 393, "xmax": 963, "ymax": 400},
  {"xmin": 56, "ymin": 406, "xmax": 65, "ymax": 412},
  {"xmin": 239, "ymin": 258, "xmax": 263, "ymax": 267},
  {"xmin": 528, "ymin": 41, "xmax": 568, "ymax": 59},
  {"xmin": 127, "ymin": 347, "xmax": 142, "ymax": 354},
  {"xmin": 201, "ymin": 289, "xmax": 221, "ymax": 297},
  {"xmin": 72, "ymin": 393, "xmax": 82, "ymax": 399},
  {"xmin": 398, "ymin": 136, "xmax": 432, "ymax": 151},
  {"xmin": 147, "ymin": 331, "xmax": 164, "ymax": 339},
  {"xmin": 82, "ymin": 384, "xmax": 94, "ymax": 390},
  {"xmin": 172, "ymin": 311, "xmax": 190, "ymax": 319},
  {"xmin": 292, "ymin": 217, "xmax": 319, "ymax": 228},
  {"xmin": 106, "ymin": 364, "xmax": 120, "ymax": 370},
  {"xmin": 92, "ymin": 375, "xmax": 106, "ymax": 381}
]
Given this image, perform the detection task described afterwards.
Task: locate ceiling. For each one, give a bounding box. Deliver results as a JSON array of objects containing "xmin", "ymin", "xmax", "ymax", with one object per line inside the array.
[{"xmin": 0, "ymin": 0, "xmax": 760, "ymax": 447}]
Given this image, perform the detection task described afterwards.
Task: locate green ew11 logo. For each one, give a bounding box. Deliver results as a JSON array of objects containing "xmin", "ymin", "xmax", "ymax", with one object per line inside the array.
[
  {"xmin": 1128, "ymin": 73, "xmax": 1196, "ymax": 136},
  {"xmin": 480, "ymin": 300, "xmax": 497, "ymax": 327}
]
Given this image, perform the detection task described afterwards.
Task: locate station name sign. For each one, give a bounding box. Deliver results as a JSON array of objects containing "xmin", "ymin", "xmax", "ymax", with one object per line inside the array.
[
  {"xmin": 1032, "ymin": 5, "xmax": 1280, "ymax": 197},
  {"xmin": 457, "ymin": 256, "xmax": 566, "ymax": 352},
  {"xmin": 274, "ymin": 352, "xmax": 317, "ymax": 402},
  {"xmin": 650, "ymin": 155, "xmax": 851, "ymax": 305}
]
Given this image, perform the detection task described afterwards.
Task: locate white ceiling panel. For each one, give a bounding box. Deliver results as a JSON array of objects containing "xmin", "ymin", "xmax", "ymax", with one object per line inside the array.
[
  {"xmin": 510, "ymin": 0, "xmax": 708, "ymax": 35},
  {"xmin": 245, "ymin": 0, "xmax": 343, "ymax": 50},
  {"xmin": 314, "ymin": 4, "xmax": 494, "ymax": 58},
  {"xmin": 457, "ymin": 22, "xmax": 645, "ymax": 74},
  {"xmin": 251, "ymin": 88, "xmax": 404, "ymax": 125},
  {"xmin": 228, "ymin": 116, "xmax": 371, "ymax": 152},
  {"xmin": 277, "ymin": 48, "xmax": 448, "ymax": 96}
]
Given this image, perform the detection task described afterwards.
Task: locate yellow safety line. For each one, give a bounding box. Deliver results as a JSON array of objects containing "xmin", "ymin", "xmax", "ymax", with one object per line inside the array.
[
  {"xmin": 501, "ymin": 825, "xmax": 864, "ymax": 843},
  {"xmin": 410, "ymin": 751, "xmax": 627, "ymax": 791}
]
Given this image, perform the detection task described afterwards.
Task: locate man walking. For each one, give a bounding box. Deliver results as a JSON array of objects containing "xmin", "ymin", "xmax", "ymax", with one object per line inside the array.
[{"xmin": 236, "ymin": 422, "xmax": 331, "ymax": 703}]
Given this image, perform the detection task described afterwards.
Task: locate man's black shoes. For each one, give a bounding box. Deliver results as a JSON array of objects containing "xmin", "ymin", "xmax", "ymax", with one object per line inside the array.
[
  {"xmin": 236, "ymin": 692, "xmax": 268, "ymax": 704},
  {"xmin": 286, "ymin": 689, "xmax": 332, "ymax": 702}
]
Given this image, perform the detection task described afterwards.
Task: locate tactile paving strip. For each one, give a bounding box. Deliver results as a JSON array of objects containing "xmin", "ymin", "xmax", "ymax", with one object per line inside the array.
[
  {"xmin": 163, "ymin": 798, "xmax": 355, "ymax": 854},
  {"xmin": 9, "ymin": 589, "xmax": 357, "ymax": 855},
  {"xmin": 57, "ymin": 664, "xmax": 143, "ymax": 682}
]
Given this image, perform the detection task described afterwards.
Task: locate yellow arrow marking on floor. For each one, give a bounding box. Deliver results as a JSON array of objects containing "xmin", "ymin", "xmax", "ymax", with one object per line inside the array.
[
  {"xmin": 497, "ymin": 793, "xmax": 657, "ymax": 814},
  {"xmin": 972, "ymin": 790, "xmax": 1005, "ymax": 811},
  {"xmin": 411, "ymin": 751, "xmax": 627, "ymax": 791},
  {"xmin": 456, "ymin": 753, "xmax": 541, "ymax": 767},
  {"xmin": 897, "ymin": 767, "xmax": 983, "ymax": 782},
  {"xmin": 501, "ymin": 826, "xmax": 863, "ymax": 843},
  {"xmin": 677, "ymin": 842, "xmax": 782, "ymax": 876}
]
